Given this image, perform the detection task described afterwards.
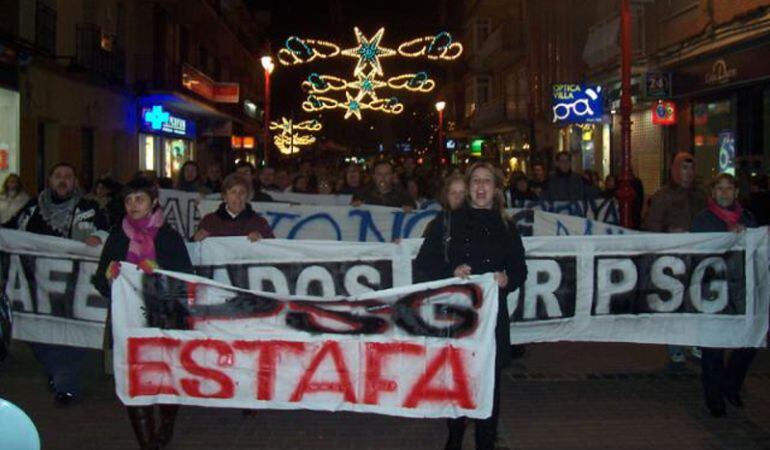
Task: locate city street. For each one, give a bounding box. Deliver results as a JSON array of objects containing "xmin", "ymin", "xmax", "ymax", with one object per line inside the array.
[{"xmin": 2, "ymin": 341, "xmax": 770, "ymax": 450}]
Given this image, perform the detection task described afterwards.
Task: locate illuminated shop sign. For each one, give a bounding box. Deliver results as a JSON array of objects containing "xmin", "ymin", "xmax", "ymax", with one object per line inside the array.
[
  {"xmin": 651, "ymin": 100, "xmax": 676, "ymax": 125},
  {"xmin": 551, "ymin": 84, "xmax": 603, "ymax": 124},
  {"xmin": 141, "ymin": 105, "xmax": 196, "ymax": 139}
]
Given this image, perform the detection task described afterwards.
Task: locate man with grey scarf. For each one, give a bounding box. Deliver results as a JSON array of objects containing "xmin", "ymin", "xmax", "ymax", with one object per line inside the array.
[{"xmin": 5, "ymin": 162, "xmax": 108, "ymax": 405}]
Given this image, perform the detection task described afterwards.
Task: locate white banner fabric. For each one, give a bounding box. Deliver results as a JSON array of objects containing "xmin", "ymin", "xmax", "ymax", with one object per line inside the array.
[
  {"xmin": 112, "ymin": 266, "xmax": 498, "ymax": 418},
  {"xmin": 3, "ymin": 229, "xmax": 767, "ymax": 351},
  {"xmin": 196, "ymin": 201, "xmax": 633, "ymax": 242}
]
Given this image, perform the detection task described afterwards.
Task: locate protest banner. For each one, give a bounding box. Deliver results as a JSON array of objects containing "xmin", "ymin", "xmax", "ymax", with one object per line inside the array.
[
  {"xmin": 111, "ymin": 267, "xmax": 498, "ymax": 418},
  {"xmin": 160, "ymin": 189, "xmax": 628, "ymax": 241},
  {"xmin": 196, "ymin": 201, "xmax": 632, "ymax": 242},
  {"xmin": 3, "ymin": 228, "xmax": 765, "ymax": 351}
]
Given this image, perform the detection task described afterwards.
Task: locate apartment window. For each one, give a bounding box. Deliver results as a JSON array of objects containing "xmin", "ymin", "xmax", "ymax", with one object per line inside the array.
[
  {"xmin": 35, "ymin": 0, "xmax": 56, "ymax": 54},
  {"xmin": 476, "ymin": 76, "xmax": 490, "ymax": 106},
  {"xmin": 475, "ymin": 19, "xmax": 491, "ymax": 50},
  {"xmin": 465, "ymin": 79, "xmax": 475, "ymax": 118}
]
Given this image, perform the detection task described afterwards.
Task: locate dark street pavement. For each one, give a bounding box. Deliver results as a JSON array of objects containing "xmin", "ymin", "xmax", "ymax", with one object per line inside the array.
[{"xmin": 2, "ymin": 341, "xmax": 770, "ymax": 450}]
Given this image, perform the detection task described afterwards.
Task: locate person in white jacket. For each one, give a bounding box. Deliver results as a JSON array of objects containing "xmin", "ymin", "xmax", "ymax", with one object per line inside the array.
[{"xmin": 0, "ymin": 174, "xmax": 30, "ymax": 224}]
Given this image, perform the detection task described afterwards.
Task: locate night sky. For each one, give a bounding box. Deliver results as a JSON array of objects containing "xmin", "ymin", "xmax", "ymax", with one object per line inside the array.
[{"xmin": 246, "ymin": 0, "xmax": 461, "ymax": 156}]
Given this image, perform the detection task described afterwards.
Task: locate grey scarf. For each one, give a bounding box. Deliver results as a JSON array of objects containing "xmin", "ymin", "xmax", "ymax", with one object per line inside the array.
[{"xmin": 37, "ymin": 189, "xmax": 82, "ymax": 237}]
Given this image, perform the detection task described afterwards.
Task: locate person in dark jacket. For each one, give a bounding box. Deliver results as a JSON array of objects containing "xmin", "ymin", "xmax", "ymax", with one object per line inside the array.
[
  {"xmin": 235, "ymin": 161, "xmax": 274, "ymax": 202},
  {"xmin": 542, "ymin": 151, "xmax": 586, "ymax": 201},
  {"xmin": 93, "ymin": 177, "xmax": 193, "ymax": 450},
  {"xmin": 352, "ymin": 160, "xmax": 416, "ymax": 211},
  {"xmin": 193, "ymin": 173, "xmax": 275, "ymax": 241},
  {"xmin": 415, "ymin": 161, "xmax": 527, "ymax": 450},
  {"xmin": 5, "ymin": 162, "xmax": 108, "ymax": 405},
  {"xmin": 509, "ymin": 174, "xmax": 538, "ymax": 201},
  {"xmin": 691, "ymin": 173, "xmax": 758, "ymax": 419}
]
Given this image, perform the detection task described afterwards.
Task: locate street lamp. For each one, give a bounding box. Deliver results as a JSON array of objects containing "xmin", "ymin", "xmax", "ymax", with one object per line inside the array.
[
  {"xmin": 435, "ymin": 101, "xmax": 446, "ymax": 166},
  {"xmin": 261, "ymin": 55, "xmax": 275, "ymax": 165}
]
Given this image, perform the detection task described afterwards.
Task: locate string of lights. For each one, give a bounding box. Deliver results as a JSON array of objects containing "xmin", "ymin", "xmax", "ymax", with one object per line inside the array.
[{"xmin": 279, "ymin": 27, "xmax": 462, "ymax": 120}]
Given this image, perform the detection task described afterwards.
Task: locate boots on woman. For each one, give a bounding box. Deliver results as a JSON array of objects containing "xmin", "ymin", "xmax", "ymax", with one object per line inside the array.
[
  {"xmin": 157, "ymin": 404, "xmax": 180, "ymax": 447},
  {"xmin": 127, "ymin": 406, "xmax": 160, "ymax": 450}
]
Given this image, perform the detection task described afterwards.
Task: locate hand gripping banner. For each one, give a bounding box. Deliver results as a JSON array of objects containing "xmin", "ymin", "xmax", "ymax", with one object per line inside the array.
[{"xmin": 111, "ymin": 266, "xmax": 499, "ymax": 419}]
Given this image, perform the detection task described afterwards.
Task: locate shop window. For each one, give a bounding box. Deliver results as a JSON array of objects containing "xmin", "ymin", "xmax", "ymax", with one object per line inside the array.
[
  {"xmin": 0, "ymin": 89, "xmax": 20, "ymax": 186},
  {"xmin": 693, "ymin": 99, "xmax": 735, "ymax": 178},
  {"xmin": 163, "ymin": 138, "xmax": 194, "ymax": 180}
]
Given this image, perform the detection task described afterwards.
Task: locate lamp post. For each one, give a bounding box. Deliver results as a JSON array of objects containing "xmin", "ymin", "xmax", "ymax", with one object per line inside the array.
[
  {"xmin": 261, "ymin": 55, "xmax": 275, "ymax": 165},
  {"xmin": 435, "ymin": 101, "xmax": 446, "ymax": 166},
  {"xmin": 616, "ymin": 0, "xmax": 636, "ymax": 228}
]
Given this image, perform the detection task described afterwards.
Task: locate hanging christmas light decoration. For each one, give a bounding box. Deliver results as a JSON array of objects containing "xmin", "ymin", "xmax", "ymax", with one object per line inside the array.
[
  {"xmin": 269, "ymin": 117, "xmax": 323, "ymax": 155},
  {"xmin": 279, "ymin": 27, "xmax": 462, "ymax": 120}
]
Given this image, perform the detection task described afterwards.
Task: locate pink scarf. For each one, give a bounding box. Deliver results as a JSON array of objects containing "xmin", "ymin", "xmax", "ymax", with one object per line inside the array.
[
  {"xmin": 707, "ymin": 198, "xmax": 743, "ymax": 230},
  {"xmin": 122, "ymin": 209, "xmax": 164, "ymax": 264}
]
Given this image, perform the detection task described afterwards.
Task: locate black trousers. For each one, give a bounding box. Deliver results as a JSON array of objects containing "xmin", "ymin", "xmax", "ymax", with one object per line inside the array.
[
  {"xmin": 445, "ymin": 366, "xmax": 501, "ymax": 450},
  {"xmin": 701, "ymin": 347, "xmax": 757, "ymax": 410}
]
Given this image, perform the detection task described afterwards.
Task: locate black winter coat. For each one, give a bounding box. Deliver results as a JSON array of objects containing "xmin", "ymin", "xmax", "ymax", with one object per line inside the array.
[
  {"xmin": 691, "ymin": 207, "xmax": 756, "ymax": 232},
  {"xmin": 93, "ymin": 223, "xmax": 193, "ymax": 343},
  {"xmin": 93, "ymin": 223, "xmax": 193, "ymax": 299},
  {"xmin": 414, "ymin": 207, "xmax": 527, "ymax": 367}
]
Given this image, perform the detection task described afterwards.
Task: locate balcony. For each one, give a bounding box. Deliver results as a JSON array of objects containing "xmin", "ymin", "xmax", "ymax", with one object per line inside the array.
[
  {"xmin": 477, "ymin": 19, "xmax": 524, "ymax": 69},
  {"xmin": 471, "ymin": 97, "xmax": 526, "ymax": 133},
  {"xmin": 75, "ymin": 23, "xmax": 125, "ymax": 84}
]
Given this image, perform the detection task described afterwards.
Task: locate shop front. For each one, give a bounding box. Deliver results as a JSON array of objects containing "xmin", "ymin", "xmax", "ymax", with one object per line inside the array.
[
  {"xmin": 138, "ymin": 105, "xmax": 197, "ymax": 179},
  {"xmin": 0, "ymin": 86, "xmax": 20, "ymax": 185},
  {"xmin": 671, "ymin": 38, "xmax": 770, "ymax": 179}
]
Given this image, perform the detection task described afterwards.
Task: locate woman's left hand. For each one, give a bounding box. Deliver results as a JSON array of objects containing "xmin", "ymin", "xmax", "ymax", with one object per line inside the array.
[
  {"xmin": 248, "ymin": 231, "xmax": 263, "ymax": 242},
  {"xmin": 494, "ymin": 271, "xmax": 509, "ymax": 288},
  {"xmin": 732, "ymin": 224, "xmax": 746, "ymax": 233}
]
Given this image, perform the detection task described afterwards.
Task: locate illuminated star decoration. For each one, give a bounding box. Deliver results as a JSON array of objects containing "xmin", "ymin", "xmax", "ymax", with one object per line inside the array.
[
  {"xmin": 343, "ymin": 91, "xmax": 364, "ymax": 120},
  {"xmin": 341, "ymin": 27, "xmax": 396, "ymax": 77},
  {"xmin": 279, "ymin": 27, "xmax": 463, "ymax": 120},
  {"xmin": 269, "ymin": 117, "xmax": 323, "ymax": 155}
]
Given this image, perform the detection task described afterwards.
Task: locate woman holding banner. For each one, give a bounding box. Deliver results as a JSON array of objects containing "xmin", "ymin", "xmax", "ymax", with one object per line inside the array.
[
  {"xmin": 415, "ymin": 161, "xmax": 527, "ymax": 450},
  {"xmin": 94, "ymin": 177, "xmax": 193, "ymax": 450},
  {"xmin": 193, "ymin": 173, "xmax": 274, "ymax": 242},
  {"xmin": 691, "ymin": 173, "xmax": 758, "ymax": 418}
]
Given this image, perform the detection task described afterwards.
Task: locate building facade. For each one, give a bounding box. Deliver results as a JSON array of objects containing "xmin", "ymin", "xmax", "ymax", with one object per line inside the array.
[{"xmin": 0, "ymin": 0, "xmax": 267, "ymax": 192}]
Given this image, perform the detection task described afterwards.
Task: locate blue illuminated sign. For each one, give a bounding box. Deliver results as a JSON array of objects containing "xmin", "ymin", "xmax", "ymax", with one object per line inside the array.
[
  {"xmin": 140, "ymin": 105, "xmax": 196, "ymax": 138},
  {"xmin": 551, "ymin": 84, "xmax": 603, "ymax": 124}
]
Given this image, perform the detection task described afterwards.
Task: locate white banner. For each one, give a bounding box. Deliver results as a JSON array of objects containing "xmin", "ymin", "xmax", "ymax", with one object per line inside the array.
[
  {"xmin": 206, "ymin": 191, "xmax": 353, "ymax": 207},
  {"xmin": 112, "ymin": 266, "xmax": 498, "ymax": 418},
  {"xmin": 162, "ymin": 189, "xmax": 625, "ymax": 241},
  {"xmin": 197, "ymin": 201, "xmax": 633, "ymax": 242},
  {"xmin": 3, "ymin": 229, "xmax": 767, "ymax": 350}
]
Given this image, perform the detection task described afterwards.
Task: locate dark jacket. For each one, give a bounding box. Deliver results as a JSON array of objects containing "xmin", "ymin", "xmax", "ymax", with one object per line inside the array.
[
  {"xmin": 352, "ymin": 184, "xmax": 417, "ymax": 208},
  {"xmin": 542, "ymin": 171, "xmax": 586, "ymax": 201},
  {"xmin": 197, "ymin": 203, "xmax": 275, "ymax": 238},
  {"xmin": 93, "ymin": 222, "xmax": 193, "ymax": 299},
  {"xmin": 691, "ymin": 206, "xmax": 756, "ymax": 233},
  {"xmin": 414, "ymin": 207, "xmax": 528, "ymax": 367},
  {"xmin": 6, "ymin": 194, "xmax": 108, "ymax": 240},
  {"xmin": 93, "ymin": 221, "xmax": 193, "ymax": 341},
  {"xmin": 645, "ymin": 183, "xmax": 707, "ymax": 232}
]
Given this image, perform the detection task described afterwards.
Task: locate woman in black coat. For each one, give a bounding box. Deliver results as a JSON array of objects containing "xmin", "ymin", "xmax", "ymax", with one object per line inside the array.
[
  {"xmin": 415, "ymin": 161, "xmax": 527, "ymax": 450},
  {"xmin": 93, "ymin": 178, "xmax": 193, "ymax": 450},
  {"xmin": 691, "ymin": 173, "xmax": 758, "ymax": 418}
]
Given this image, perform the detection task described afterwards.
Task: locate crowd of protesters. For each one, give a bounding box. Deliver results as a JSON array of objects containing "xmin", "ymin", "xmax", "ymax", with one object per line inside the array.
[{"xmin": 1, "ymin": 150, "xmax": 769, "ymax": 449}]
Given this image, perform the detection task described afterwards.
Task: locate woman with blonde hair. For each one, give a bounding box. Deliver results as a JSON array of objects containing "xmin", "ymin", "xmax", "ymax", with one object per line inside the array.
[
  {"xmin": 415, "ymin": 161, "xmax": 527, "ymax": 450},
  {"xmin": 0, "ymin": 174, "xmax": 30, "ymax": 224}
]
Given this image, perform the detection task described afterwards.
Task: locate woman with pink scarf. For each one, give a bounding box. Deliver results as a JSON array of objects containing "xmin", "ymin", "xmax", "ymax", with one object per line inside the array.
[
  {"xmin": 94, "ymin": 177, "xmax": 192, "ymax": 450},
  {"xmin": 691, "ymin": 173, "xmax": 757, "ymax": 419}
]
